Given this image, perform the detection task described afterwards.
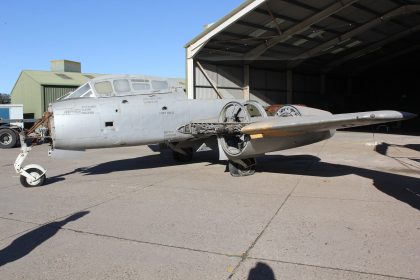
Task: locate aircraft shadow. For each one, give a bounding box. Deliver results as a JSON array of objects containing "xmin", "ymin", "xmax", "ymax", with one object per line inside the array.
[
  {"xmin": 257, "ymin": 155, "xmax": 420, "ymax": 211},
  {"xmin": 45, "ymin": 168, "xmax": 88, "ymax": 186},
  {"xmin": 78, "ymin": 151, "xmax": 220, "ymax": 176},
  {"xmin": 375, "ymin": 142, "xmax": 420, "ymax": 155},
  {"xmin": 406, "ymin": 144, "xmax": 420, "ymax": 152},
  {"xmin": 48, "ymin": 150, "xmax": 420, "ymax": 211},
  {"xmin": 45, "ymin": 151, "xmax": 221, "ymax": 184},
  {"xmin": 0, "ymin": 211, "xmax": 89, "ymax": 267}
]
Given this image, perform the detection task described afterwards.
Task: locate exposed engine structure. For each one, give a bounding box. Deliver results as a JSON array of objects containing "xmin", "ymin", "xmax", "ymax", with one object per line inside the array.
[
  {"xmin": 217, "ymin": 101, "xmax": 265, "ymax": 176},
  {"xmin": 217, "ymin": 103, "xmax": 306, "ymax": 160},
  {"xmin": 178, "ymin": 102, "xmax": 332, "ymax": 167},
  {"xmin": 217, "ymin": 101, "xmax": 252, "ymax": 157},
  {"xmin": 275, "ymin": 105, "xmax": 302, "ymax": 117}
]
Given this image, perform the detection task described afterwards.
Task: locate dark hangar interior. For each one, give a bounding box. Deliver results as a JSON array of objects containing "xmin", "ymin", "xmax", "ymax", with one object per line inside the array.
[{"xmin": 186, "ymin": 0, "xmax": 420, "ymax": 132}]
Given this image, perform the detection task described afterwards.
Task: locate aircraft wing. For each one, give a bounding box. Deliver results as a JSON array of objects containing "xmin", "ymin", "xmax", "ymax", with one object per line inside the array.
[{"xmin": 241, "ymin": 111, "xmax": 416, "ymax": 137}]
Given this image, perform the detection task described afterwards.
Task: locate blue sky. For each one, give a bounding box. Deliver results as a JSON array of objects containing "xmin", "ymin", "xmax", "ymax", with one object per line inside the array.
[{"xmin": 0, "ymin": 0, "xmax": 244, "ymax": 93}]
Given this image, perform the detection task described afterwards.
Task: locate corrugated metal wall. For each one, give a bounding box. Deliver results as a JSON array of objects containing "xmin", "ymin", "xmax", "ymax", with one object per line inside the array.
[
  {"xmin": 43, "ymin": 86, "xmax": 77, "ymax": 112},
  {"xmin": 249, "ymin": 68, "xmax": 287, "ymax": 106},
  {"xmin": 193, "ymin": 62, "xmax": 289, "ymax": 105},
  {"xmin": 193, "ymin": 61, "xmax": 328, "ymax": 107},
  {"xmin": 194, "ymin": 63, "xmax": 243, "ymax": 99},
  {"xmin": 292, "ymin": 73, "xmax": 321, "ymax": 103}
]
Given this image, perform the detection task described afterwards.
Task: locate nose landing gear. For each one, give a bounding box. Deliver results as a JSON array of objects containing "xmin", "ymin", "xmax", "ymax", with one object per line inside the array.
[
  {"xmin": 14, "ymin": 134, "xmax": 47, "ymax": 188},
  {"xmin": 13, "ymin": 112, "xmax": 52, "ymax": 188}
]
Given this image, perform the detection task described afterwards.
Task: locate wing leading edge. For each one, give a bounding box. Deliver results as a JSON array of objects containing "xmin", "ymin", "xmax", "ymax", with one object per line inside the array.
[{"xmin": 241, "ymin": 111, "xmax": 416, "ymax": 137}]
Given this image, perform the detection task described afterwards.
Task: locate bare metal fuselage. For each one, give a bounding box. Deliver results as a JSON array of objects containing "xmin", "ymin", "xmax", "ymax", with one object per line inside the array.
[
  {"xmin": 51, "ymin": 92, "xmax": 229, "ymax": 149},
  {"xmin": 49, "ymin": 92, "xmax": 333, "ymax": 158}
]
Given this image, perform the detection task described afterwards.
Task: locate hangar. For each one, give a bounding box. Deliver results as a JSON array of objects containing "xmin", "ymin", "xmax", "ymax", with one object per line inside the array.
[
  {"xmin": 185, "ymin": 0, "xmax": 420, "ymax": 131},
  {"xmin": 11, "ymin": 60, "xmax": 186, "ymax": 120},
  {"xmin": 11, "ymin": 60, "xmax": 101, "ymax": 119}
]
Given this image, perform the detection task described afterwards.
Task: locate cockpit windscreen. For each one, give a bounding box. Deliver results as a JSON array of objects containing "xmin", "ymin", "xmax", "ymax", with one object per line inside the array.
[{"xmin": 66, "ymin": 84, "xmax": 94, "ymax": 99}]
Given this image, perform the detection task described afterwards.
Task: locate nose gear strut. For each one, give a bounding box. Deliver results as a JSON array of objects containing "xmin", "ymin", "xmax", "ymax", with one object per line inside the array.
[{"xmin": 14, "ymin": 112, "xmax": 52, "ymax": 187}]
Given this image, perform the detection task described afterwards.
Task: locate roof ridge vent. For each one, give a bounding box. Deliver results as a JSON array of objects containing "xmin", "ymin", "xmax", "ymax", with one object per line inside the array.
[{"xmin": 55, "ymin": 73, "xmax": 72, "ymax": 80}]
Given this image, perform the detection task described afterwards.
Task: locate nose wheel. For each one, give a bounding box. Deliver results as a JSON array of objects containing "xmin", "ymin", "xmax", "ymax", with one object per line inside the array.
[
  {"xmin": 20, "ymin": 167, "xmax": 46, "ymax": 188},
  {"xmin": 14, "ymin": 134, "xmax": 47, "ymax": 188}
]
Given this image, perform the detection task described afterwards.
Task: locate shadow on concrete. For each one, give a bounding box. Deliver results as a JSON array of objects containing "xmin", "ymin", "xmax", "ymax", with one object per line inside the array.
[
  {"xmin": 45, "ymin": 151, "xmax": 219, "ymax": 184},
  {"xmin": 79, "ymin": 151, "xmax": 219, "ymax": 176},
  {"xmin": 258, "ymin": 155, "xmax": 420, "ymax": 211},
  {"xmin": 0, "ymin": 211, "xmax": 89, "ymax": 267},
  {"xmin": 49, "ymin": 150, "xmax": 420, "ymax": 211},
  {"xmin": 374, "ymin": 142, "xmax": 420, "ymax": 171},
  {"xmin": 406, "ymin": 144, "xmax": 420, "ymax": 152},
  {"xmin": 44, "ymin": 168, "xmax": 88, "ymax": 185},
  {"xmin": 247, "ymin": 262, "xmax": 276, "ymax": 280},
  {"xmin": 375, "ymin": 142, "xmax": 420, "ymax": 156}
]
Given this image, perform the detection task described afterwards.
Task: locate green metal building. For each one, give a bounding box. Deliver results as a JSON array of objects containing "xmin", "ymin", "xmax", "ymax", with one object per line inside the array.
[{"xmin": 11, "ymin": 60, "xmax": 101, "ymax": 119}]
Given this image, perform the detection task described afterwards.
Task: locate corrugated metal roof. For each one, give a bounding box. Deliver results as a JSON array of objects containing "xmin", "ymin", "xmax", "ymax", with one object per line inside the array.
[
  {"xmin": 185, "ymin": 0, "xmax": 260, "ymax": 48},
  {"xmin": 23, "ymin": 70, "xmax": 103, "ymax": 86},
  {"xmin": 186, "ymin": 0, "xmax": 420, "ymax": 73}
]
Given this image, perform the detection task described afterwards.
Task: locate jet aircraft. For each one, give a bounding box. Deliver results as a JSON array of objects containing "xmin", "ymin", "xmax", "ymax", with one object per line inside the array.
[{"xmin": 13, "ymin": 74, "xmax": 416, "ymax": 187}]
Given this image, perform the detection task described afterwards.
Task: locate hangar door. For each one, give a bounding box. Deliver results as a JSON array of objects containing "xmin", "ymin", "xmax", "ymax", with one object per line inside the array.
[{"xmin": 43, "ymin": 86, "xmax": 78, "ymax": 112}]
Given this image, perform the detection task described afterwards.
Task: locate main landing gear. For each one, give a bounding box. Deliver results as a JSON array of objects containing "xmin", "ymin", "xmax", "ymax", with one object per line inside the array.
[
  {"xmin": 228, "ymin": 158, "xmax": 256, "ymax": 177},
  {"xmin": 166, "ymin": 142, "xmax": 194, "ymax": 163},
  {"xmin": 172, "ymin": 147, "xmax": 194, "ymax": 163}
]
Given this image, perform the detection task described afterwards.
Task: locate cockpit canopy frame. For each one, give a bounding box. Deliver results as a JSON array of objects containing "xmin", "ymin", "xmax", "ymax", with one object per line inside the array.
[{"xmin": 65, "ymin": 75, "xmax": 181, "ymax": 100}]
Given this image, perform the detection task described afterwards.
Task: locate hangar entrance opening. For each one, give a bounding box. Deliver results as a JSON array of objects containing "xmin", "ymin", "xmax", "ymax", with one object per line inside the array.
[
  {"xmin": 43, "ymin": 86, "xmax": 78, "ymax": 113},
  {"xmin": 185, "ymin": 0, "xmax": 420, "ymax": 133}
]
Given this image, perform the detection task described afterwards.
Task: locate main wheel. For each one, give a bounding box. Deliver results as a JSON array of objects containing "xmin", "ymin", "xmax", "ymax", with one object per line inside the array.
[
  {"xmin": 20, "ymin": 168, "xmax": 46, "ymax": 188},
  {"xmin": 0, "ymin": 128, "xmax": 17, "ymax": 149},
  {"xmin": 228, "ymin": 159, "xmax": 256, "ymax": 177},
  {"xmin": 173, "ymin": 148, "xmax": 194, "ymax": 163}
]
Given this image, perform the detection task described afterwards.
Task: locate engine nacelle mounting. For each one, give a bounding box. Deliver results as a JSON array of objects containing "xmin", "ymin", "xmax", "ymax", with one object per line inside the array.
[
  {"xmin": 218, "ymin": 101, "xmax": 251, "ymax": 158},
  {"xmin": 275, "ymin": 105, "xmax": 302, "ymax": 117},
  {"xmin": 218, "ymin": 102, "xmax": 335, "ymax": 160}
]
